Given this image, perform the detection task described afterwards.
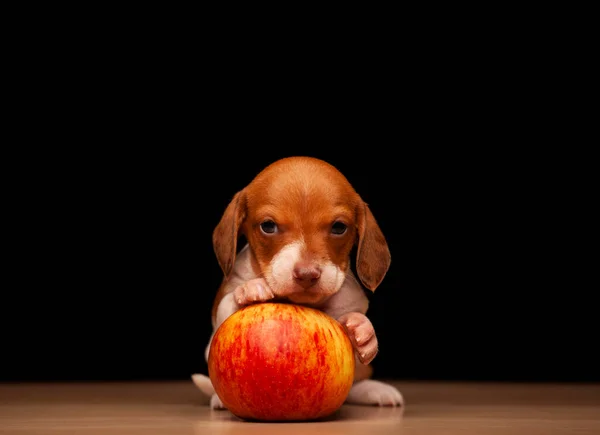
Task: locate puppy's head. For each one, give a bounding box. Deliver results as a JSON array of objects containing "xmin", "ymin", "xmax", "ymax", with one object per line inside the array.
[{"xmin": 213, "ymin": 156, "xmax": 390, "ymax": 304}]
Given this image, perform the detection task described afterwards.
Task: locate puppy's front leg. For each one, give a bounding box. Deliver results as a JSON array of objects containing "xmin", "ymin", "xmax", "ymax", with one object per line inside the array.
[
  {"xmin": 337, "ymin": 312, "xmax": 403, "ymax": 407},
  {"xmin": 197, "ymin": 278, "xmax": 276, "ymax": 410},
  {"xmin": 233, "ymin": 278, "xmax": 275, "ymax": 306},
  {"xmin": 208, "ymin": 278, "xmax": 275, "ymax": 362},
  {"xmin": 337, "ymin": 312, "xmax": 378, "ymax": 365}
]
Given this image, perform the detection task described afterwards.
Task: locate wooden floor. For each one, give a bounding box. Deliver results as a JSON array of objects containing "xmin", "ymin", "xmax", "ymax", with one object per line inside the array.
[{"xmin": 1, "ymin": 380, "xmax": 599, "ymax": 434}]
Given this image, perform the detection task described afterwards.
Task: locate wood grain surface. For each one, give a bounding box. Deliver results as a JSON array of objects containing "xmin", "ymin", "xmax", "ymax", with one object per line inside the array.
[{"xmin": 1, "ymin": 380, "xmax": 599, "ymax": 434}]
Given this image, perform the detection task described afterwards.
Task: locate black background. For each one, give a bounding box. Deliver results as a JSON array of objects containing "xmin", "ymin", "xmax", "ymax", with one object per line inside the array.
[
  {"xmin": 2, "ymin": 52, "xmax": 596, "ymax": 384},
  {"xmin": 4, "ymin": 141, "xmax": 596, "ymax": 384}
]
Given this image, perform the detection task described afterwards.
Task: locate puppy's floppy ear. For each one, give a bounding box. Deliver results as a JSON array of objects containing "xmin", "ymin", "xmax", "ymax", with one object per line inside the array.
[
  {"xmin": 213, "ymin": 190, "xmax": 246, "ymax": 277},
  {"xmin": 356, "ymin": 200, "xmax": 391, "ymax": 291}
]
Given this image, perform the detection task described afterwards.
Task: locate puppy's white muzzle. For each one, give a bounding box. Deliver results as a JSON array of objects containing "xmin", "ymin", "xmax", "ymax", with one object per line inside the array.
[{"xmin": 267, "ymin": 241, "xmax": 345, "ymax": 303}]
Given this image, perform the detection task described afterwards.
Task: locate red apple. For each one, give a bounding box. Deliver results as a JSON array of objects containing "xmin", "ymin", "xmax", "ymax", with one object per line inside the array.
[{"xmin": 208, "ymin": 302, "xmax": 355, "ymax": 421}]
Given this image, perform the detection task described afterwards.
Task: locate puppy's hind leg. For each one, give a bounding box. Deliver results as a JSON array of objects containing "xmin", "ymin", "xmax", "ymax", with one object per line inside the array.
[
  {"xmin": 192, "ymin": 334, "xmax": 226, "ymax": 410},
  {"xmin": 345, "ymin": 357, "xmax": 404, "ymax": 407},
  {"xmin": 346, "ymin": 379, "xmax": 404, "ymax": 407},
  {"xmin": 192, "ymin": 294, "xmax": 243, "ymax": 410},
  {"xmin": 191, "ymin": 374, "xmax": 226, "ymax": 410}
]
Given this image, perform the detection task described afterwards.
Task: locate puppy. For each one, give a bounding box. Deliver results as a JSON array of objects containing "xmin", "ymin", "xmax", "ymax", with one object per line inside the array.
[{"xmin": 192, "ymin": 156, "xmax": 403, "ymax": 408}]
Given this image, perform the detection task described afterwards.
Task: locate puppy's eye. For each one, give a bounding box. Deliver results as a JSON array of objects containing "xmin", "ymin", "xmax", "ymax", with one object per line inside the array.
[
  {"xmin": 331, "ymin": 221, "xmax": 347, "ymax": 235},
  {"xmin": 260, "ymin": 220, "xmax": 278, "ymax": 234}
]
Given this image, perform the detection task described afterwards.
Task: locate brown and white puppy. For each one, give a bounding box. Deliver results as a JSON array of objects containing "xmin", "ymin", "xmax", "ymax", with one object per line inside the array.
[{"xmin": 192, "ymin": 156, "xmax": 403, "ymax": 408}]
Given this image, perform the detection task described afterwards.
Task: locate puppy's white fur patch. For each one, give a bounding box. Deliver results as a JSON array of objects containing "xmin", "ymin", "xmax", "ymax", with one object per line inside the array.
[
  {"xmin": 267, "ymin": 240, "xmax": 345, "ymax": 300},
  {"xmin": 346, "ymin": 380, "xmax": 404, "ymax": 407},
  {"xmin": 269, "ymin": 240, "xmax": 305, "ymax": 289},
  {"xmin": 204, "ymin": 292, "xmax": 242, "ymax": 361},
  {"xmin": 319, "ymin": 262, "xmax": 346, "ymax": 295},
  {"xmin": 215, "ymin": 292, "xmax": 241, "ymax": 328}
]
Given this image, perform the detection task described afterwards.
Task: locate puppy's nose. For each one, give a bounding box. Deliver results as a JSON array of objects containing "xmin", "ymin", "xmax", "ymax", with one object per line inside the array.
[{"xmin": 293, "ymin": 263, "xmax": 321, "ymax": 288}]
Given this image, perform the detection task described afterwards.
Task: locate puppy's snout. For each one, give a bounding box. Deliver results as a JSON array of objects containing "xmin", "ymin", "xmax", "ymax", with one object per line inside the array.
[{"xmin": 293, "ymin": 262, "xmax": 321, "ymax": 288}]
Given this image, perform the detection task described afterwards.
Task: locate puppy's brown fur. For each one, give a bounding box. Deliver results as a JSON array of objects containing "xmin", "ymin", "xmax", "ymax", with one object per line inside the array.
[{"xmin": 193, "ymin": 157, "xmax": 403, "ymax": 408}]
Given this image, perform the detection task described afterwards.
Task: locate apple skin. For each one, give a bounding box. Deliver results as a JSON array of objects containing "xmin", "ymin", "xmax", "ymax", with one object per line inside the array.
[{"xmin": 208, "ymin": 302, "xmax": 355, "ymax": 421}]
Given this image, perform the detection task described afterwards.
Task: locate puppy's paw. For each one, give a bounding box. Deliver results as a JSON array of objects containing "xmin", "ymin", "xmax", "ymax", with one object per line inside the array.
[
  {"xmin": 210, "ymin": 393, "xmax": 227, "ymax": 410},
  {"xmin": 337, "ymin": 312, "xmax": 378, "ymax": 365},
  {"xmin": 346, "ymin": 380, "xmax": 404, "ymax": 407},
  {"xmin": 234, "ymin": 278, "xmax": 275, "ymax": 306}
]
